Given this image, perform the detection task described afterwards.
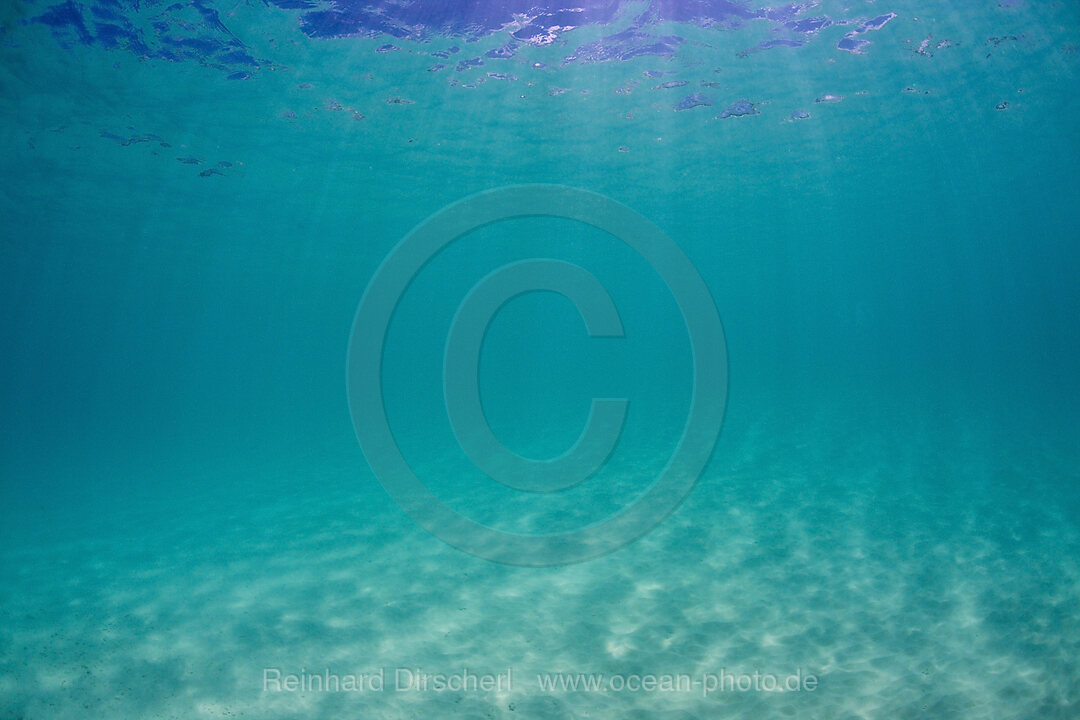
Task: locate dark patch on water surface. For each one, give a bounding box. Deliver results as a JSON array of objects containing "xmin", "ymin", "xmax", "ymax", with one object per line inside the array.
[
  {"xmin": 32, "ymin": 1, "xmax": 92, "ymax": 47},
  {"xmin": 30, "ymin": 0, "xmax": 273, "ymax": 77},
  {"xmin": 566, "ymin": 27, "xmax": 684, "ymax": 63},
  {"xmin": 485, "ymin": 41, "xmax": 519, "ymax": 59},
  {"xmin": 674, "ymin": 93, "xmax": 711, "ymax": 111},
  {"xmin": 738, "ymin": 38, "xmax": 803, "ymax": 56},
  {"xmin": 191, "ymin": 0, "xmax": 233, "ymax": 38},
  {"xmin": 100, "ymin": 130, "xmax": 165, "ymax": 146},
  {"xmin": 93, "ymin": 21, "xmax": 143, "ymax": 50},
  {"xmin": 983, "ymin": 34, "xmax": 1025, "ymax": 59},
  {"xmin": 716, "ymin": 98, "xmax": 757, "ymax": 118},
  {"xmin": 456, "ymin": 57, "xmax": 484, "ymax": 72},
  {"xmin": 863, "ymin": 13, "xmax": 896, "ymax": 31},
  {"xmin": 789, "ymin": 17, "xmax": 831, "ymax": 33},
  {"xmin": 837, "ymin": 12, "xmax": 896, "ymax": 53},
  {"xmin": 761, "ymin": 38, "xmax": 803, "ymax": 50},
  {"xmin": 837, "ymin": 36, "xmax": 866, "ymax": 53},
  {"xmin": 102, "ymin": 126, "xmax": 236, "ymax": 174}
]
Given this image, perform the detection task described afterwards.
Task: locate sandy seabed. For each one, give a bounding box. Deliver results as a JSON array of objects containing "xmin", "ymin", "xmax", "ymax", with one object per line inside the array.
[{"xmin": 2, "ymin": 411, "xmax": 1078, "ymax": 720}]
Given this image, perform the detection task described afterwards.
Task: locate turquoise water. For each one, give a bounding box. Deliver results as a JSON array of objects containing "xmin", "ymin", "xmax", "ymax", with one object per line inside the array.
[{"xmin": 2, "ymin": 1, "xmax": 1080, "ymax": 717}]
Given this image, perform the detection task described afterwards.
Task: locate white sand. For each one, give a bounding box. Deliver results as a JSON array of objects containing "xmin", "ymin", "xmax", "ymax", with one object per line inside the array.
[{"xmin": 2, "ymin": 411, "xmax": 1078, "ymax": 719}]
